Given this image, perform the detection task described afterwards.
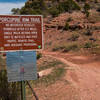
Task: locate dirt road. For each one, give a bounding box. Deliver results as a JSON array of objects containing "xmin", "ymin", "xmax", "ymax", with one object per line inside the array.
[{"xmin": 42, "ymin": 51, "xmax": 100, "ymax": 100}]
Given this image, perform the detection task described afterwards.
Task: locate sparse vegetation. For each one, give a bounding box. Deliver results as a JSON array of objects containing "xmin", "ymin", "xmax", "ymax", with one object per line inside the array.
[
  {"xmin": 11, "ymin": 0, "xmax": 100, "ymax": 55},
  {"xmin": 12, "ymin": 0, "xmax": 47, "ymax": 15},
  {"xmin": 52, "ymin": 42, "xmax": 79, "ymax": 52},
  {"xmin": 94, "ymin": 0, "xmax": 98, "ymax": 3},
  {"xmin": 84, "ymin": 42, "xmax": 98, "ymax": 48},
  {"xmin": 86, "ymin": 11, "xmax": 90, "ymax": 17},
  {"xmin": 64, "ymin": 22, "xmax": 70, "ymax": 30},
  {"xmin": 83, "ymin": 3, "xmax": 90, "ymax": 17},
  {"xmin": 2, "ymin": 0, "xmax": 100, "ymax": 98},
  {"xmin": 0, "ymin": 70, "xmax": 20, "ymax": 100},
  {"xmin": 84, "ymin": 42, "xmax": 93, "ymax": 48},
  {"xmin": 97, "ymin": 7, "xmax": 100, "ymax": 12},
  {"xmin": 84, "ymin": 3, "xmax": 90, "ymax": 11},
  {"xmin": 63, "ymin": 43, "xmax": 79, "ymax": 52},
  {"xmin": 52, "ymin": 45, "xmax": 65, "ymax": 51},
  {"xmin": 84, "ymin": 30, "xmax": 93, "ymax": 36},
  {"xmin": 38, "ymin": 60, "xmax": 63, "ymax": 71},
  {"xmin": 37, "ymin": 53, "xmax": 42, "ymax": 60},
  {"xmin": 32, "ymin": 67, "xmax": 65, "ymax": 86},
  {"xmin": 70, "ymin": 33, "xmax": 79, "ymax": 41},
  {"xmin": 91, "ymin": 48, "xmax": 100, "ymax": 54},
  {"xmin": 88, "ymin": 12, "xmax": 100, "ymax": 23},
  {"xmin": 12, "ymin": 0, "xmax": 81, "ymax": 16},
  {"xmin": 32, "ymin": 59, "xmax": 66, "ymax": 86},
  {"xmin": 67, "ymin": 17, "xmax": 73, "ymax": 22},
  {"xmin": 49, "ymin": 7, "xmax": 59, "ymax": 17},
  {"xmin": 11, "ymin": 8, "xmax": 20, "ymax": 14},
  {"xmin": 57, "ymin": 0, "xmax": 81, "ymax": 13},
  {"xmin": 0, "ymin": 56, "xmax": 6, "ymax": 70}
]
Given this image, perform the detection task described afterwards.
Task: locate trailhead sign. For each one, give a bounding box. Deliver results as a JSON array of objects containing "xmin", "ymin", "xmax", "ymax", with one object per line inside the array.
[
  {"xmin": 0, "ymin": 15, "xmax": 43, "ymax": 52},
  {"xmin": 0, "ymin": 15, "xmax": 43, "ymax": 82}
]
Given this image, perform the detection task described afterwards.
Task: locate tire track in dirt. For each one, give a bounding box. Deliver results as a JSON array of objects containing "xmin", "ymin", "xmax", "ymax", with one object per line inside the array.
[{"xmin": 42, "ymin": 51, "xmax": 100, "ymax": 100}]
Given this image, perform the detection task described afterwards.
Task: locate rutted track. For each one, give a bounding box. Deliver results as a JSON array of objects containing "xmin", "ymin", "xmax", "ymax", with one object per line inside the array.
[{"xmin": 42, "ymin": 51, "xmax": 100, "ymax": 100}]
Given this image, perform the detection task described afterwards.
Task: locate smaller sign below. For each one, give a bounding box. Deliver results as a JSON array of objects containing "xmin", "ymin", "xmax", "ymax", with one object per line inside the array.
[{"xmin": 6, "ymin": 51, "xmax": 37, "ymax": 82}]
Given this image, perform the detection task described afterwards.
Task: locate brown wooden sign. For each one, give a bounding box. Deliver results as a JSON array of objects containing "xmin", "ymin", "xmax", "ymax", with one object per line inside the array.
[{"xmin": 0, "ymin": 15, "xmax": 43, "ymax": 52}]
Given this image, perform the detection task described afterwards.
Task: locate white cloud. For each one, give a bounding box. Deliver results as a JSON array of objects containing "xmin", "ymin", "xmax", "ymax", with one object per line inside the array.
[{"xmin": 0, "ymin": 2, "xmax": 25, "ymax": 14}]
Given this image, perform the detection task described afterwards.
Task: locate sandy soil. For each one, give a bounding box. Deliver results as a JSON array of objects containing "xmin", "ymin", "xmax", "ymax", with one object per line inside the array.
[{"xmin": 40, "ymin": 51, "xmax": 100, "ymax": 100}]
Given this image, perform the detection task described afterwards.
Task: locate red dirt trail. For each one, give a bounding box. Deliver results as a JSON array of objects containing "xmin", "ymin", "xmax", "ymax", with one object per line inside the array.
[{"xmin": 42, "ymin": 51, "xmax": 100, "ymax": 100}]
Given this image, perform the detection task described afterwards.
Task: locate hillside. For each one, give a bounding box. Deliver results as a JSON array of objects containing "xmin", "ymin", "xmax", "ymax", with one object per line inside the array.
[
  {"xmin": 44, "ymin": 10, "xmax": 100, "ymax": 55},
  {"xmin": 0, "ymin": 0, "xmax": 100, "ymax": 100},
  {"xmin": 11, "ymin": 0, "xmax": 100, "ymax": 55}
]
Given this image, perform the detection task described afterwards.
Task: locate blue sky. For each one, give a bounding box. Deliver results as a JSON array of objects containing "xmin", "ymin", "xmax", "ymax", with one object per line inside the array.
[
  {"xmin": 0, "ymin": 0, "xmax": 26, "ymax": 14},
  {"xmin": 0, "ymin": 0, "xmax": 26, "ymax": 2}
]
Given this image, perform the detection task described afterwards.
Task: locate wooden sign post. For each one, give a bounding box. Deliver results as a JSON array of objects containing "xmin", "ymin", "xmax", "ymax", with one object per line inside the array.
[{"xmin": 21, "ymin": 81, "xmax": 26, "ymax": 100}]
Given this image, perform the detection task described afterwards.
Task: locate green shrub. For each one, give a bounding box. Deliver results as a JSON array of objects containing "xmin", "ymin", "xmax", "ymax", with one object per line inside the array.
[
  {"xmin": 67, "ymin": 17, "xmax": 73, "ymax": 22},
  {"xmin": 84, "ymin": 30, "xmax": 93, "ymax": 36},
  {"xmin": 84, "ymin": 42, "xmax": 98, "ymax": 48},
  {"xmin": 84, "ymin": 42, "xmax": 92, "ymax": 48},
  {"xmin": 0, "ymin": 70, "xmax": 20, "ymax": 100},
  {"xmin": 11, "ymin": 8, "xmax": 20, "ymax": 14},
  {"xmin": 91, "ymin": 48, "xmax": 100, "ymax": 54},
  {"xmin": 62, "ymin": 0, "xmax": 81, "ymax": 12},
  {"xmin": 97, "ymin": 7, "xmax": 100, "ymax": 12},
  {"xmin": 57, "ymin": 2, "xmax": 65, "ymax": 13},
  {"xmin": 49, "ymin": 7, "xmax": 59, "ymax": 17},
  {"xmin": 37, "ymin": 53, "xmax": 42, "ymax": 60},
  {"xmin": 52, "ymin": 47, "xmax": 60, "ymax": 51},
  {"xmin": 33, "ymin": 59, "xmax": 66, "ymax": 86},
  {"xmin": 55, "ymin": 0, "xmax": 81, "ymax": 14},
  {"xmin": 86, "ymin": 10, "xmax": 90, "ymax": 17},
  {"xmin": 84, "ymin": 3, "xmax": 90, "ymax": 11},
  {"xmin": 33, "ymin": 67, "xmax": 65, "ymax": 86},
  {"xmin": 64, "ymin": 22, "xmax": 70, "ymax": 30},
  {"xmin": 70, "ymin": 33, "xmax": 79, "ymax": 41},
  {"xmin": 12, "ymin": 0, "xmax": 47, "ymax": 15},
  {"xmin": 30, "ymin": 0, "xmax": 46, "ymax": 10},
  {"xmin": 63, "ymin": 43, "xmax": 78, "ymax": 52},
  {"xmin": 94, "ymin": 0, "xmax": 98, "ymax": 3},
  {"xmin": 52, "ymin": 43, "xmax": 79, "ymax": 52},
  {"xmin": 83, "ymin": 3, "xmax": 90, "ymax": 17},
  {"xmin": 52, "ymin": 45, "xmax": 65, "ymax": 51},
  {"xmin": 12, "ymin": 0, "xmax": 80, "ymax": 16},
  {"xmin": 38, "ymin": 60, "xmax": 63, "ymax": 71},
  {"xmin": 20, "ymin": 7, "xmax": 42, "ymax": 15}
]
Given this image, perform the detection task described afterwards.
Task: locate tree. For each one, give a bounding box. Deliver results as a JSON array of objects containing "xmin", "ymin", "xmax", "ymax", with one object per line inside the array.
[
  {"xmin": 11, "ymin": 0, "xmax": 81, "ymax": 16},
  {"xmin": 84, "ymin": 3, "xmax": 90, "ymax": 17},
  {"xmin": 58, "ymin": 0, "xmax": 81, "ymax": 13},
  {"xmin": 12, "ymin": 0, "xmax": 47, "ymax": 15},
  {"xmin": 84, "ymin": 3, "xmax": 90, "ymax": 11},
  {"xmin": 49, "ymin": 7, "xmax": 59, "ymax": 17},
  {"xmin": 94, "ymin": 0, "xmax": 98, "ymax": 3},
  {"xmin": 11, "ymin": 8, "xmax": 20, "ymax": 14},
  {"xmin": 64, "ymin": 22, "xmax": 70, "ymax": 30}
]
